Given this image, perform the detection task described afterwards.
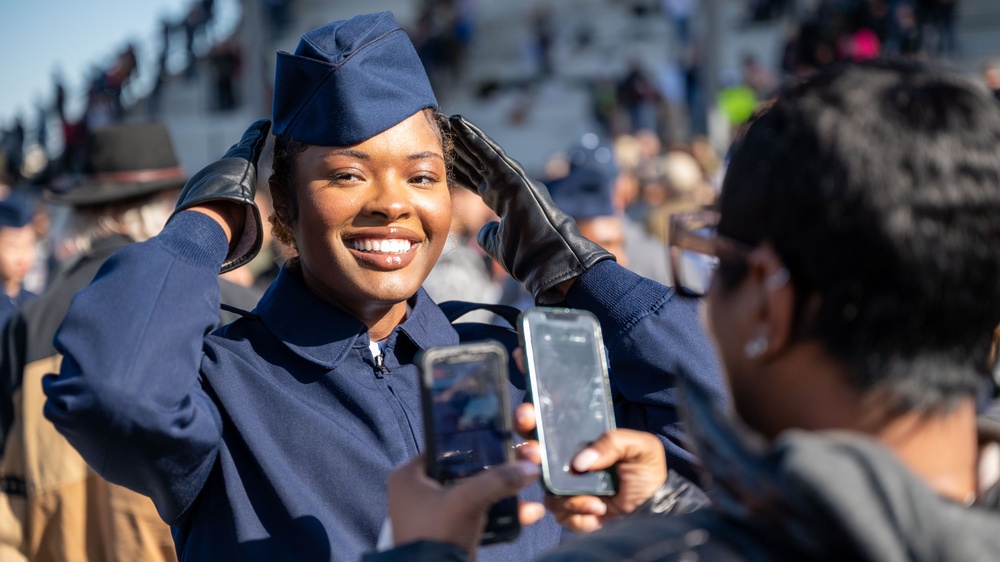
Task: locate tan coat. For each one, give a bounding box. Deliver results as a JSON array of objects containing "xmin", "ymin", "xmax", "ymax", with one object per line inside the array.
[
  {"xmin": 0, "ymin": 235, "xmax": 177, "ymax": 562},
  {"xmin": 0, "ymin": 355, "xmax": 176, "ymax": 562}
]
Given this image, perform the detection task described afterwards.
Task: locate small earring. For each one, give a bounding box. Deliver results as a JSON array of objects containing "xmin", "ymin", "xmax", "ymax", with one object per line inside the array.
[{"xmin": 744, "ymin": 335, "xmax": 769, "ymax": 359}]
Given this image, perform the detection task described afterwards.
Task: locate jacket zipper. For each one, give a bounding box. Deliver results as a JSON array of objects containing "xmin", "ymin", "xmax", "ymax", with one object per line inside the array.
[{"xmin": 374, "ymin": 352, "xmax": 391, "ymax": 376}]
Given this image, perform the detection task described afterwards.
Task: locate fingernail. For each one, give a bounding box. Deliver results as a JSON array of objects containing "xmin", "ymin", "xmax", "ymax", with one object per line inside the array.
[
  {"xmin": 518, "ymin": 443, "xmax": 540, "ymax": 460},
  {"xmin": 517, "ymin": 460, "xmax": 540, "ymax": 478},
  {"xmin": 516, "ymin": 408, "xmax": 534, "ymax": 426},
  {"xmin": 585, "ymin": 499, "xmax": 607, "ymax": 516},
  {"xmin": 572, "ymin": 448, "xmax": 599, "ymax": 472},
  {"xmin": 524, "ymin": 502, "xmax": 546, "ymax": 520}
]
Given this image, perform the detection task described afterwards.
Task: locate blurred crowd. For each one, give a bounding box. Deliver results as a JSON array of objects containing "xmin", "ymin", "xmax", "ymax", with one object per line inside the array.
[{"xmin": 1, "ymin": 0, "xmax": 998, "ymax": 325}]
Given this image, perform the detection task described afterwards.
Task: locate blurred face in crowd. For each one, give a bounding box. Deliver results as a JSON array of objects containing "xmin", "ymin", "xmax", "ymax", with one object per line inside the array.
[
  {"xmin": 984, "ymin": 66, "xmax": 1000, "ymax": 91},
  {"xmin": 0, "ymin": 224, "xmax": 37, "ymax": 293},
  {"xmin": 288, "ymin": 110, "xmax": 452, "ymax": 312},
  {"xmin": 577, "ymin": 215, "xmax": 628, "ymax": 267},
  {"xmin": 450, "ymin": 186, "xmax": 496, "ymax": 238}
]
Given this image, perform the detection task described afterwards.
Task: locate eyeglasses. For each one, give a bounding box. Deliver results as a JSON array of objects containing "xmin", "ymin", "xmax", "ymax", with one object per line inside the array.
[{"xmin": 668, "ymin": 209, "xmax": 754, "ymax": 298}]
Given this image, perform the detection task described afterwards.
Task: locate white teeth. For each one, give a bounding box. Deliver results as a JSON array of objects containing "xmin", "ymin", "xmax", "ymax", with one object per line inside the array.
[{"xmin": 351, "ymin": 239, "xmax": 412, "ymax": 254}]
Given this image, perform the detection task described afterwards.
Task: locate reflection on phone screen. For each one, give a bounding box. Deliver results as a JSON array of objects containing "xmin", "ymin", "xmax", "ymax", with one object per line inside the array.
[
  {"xmin": 533, "ymin": 324, "xmax": 613, "ymax": 493},
  {"xmin": 430, "ymin": 356, "xmax": 507, "ymax": 483}
]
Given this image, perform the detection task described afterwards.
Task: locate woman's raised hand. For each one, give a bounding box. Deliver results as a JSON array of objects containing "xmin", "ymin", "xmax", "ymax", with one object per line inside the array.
[
  {"xmin": 174, "ymin": 119, "xmax": 271, "ymax": 272},
  {"xmin": 448, "ymin": 115, "xmax": 614, "ymax": 305}
]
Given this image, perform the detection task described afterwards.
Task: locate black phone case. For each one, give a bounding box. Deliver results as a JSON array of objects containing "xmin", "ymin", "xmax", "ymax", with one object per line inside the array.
[{"xmin": 417, "ymin": 341, "xmax": 521, "ymax": 545}]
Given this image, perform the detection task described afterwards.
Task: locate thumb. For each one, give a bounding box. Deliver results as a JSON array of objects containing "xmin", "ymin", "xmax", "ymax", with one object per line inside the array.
[
  {"xmin": 450, "ymin": 461, "xmax": 539, "ymax": 511},
  {"xmin": 572, "ymin": 429, "xmax": 664, "ymax": 472}
]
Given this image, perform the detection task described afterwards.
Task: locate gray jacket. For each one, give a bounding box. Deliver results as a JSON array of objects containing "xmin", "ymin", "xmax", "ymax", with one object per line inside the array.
[{"xmin": 368, "ymin": 376, "xmax": 1000, "ymax": 561}]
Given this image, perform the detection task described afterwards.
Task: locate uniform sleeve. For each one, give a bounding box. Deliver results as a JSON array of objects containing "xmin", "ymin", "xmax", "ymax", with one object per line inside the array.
[
  {"xmin": 43, "ymin": 211, "xmax": 229, "ymax": 523},
  {"xmin": 565, "ymin": 260, "xmax": 728, "ymax": 483}
]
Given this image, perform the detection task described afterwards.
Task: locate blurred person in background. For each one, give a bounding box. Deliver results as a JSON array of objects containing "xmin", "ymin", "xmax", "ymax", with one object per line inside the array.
[
  {"xmin": 0, "ymin": 195, "xmax": 38, "ymax": 327},
  {"xmin": 422, "ymin": 184, "xmax": 502, "ymax": 324},
  {"xmin": 645, "ymin": 146, "xmax": 715, "ymax": 246},
  {"xmin": 617, "ymin": 60, "xmax": 661, "ymax": 134},
  {"xmin": 983, "ymin": 60, "xmax": 1000, "ymax": 101},
  {"xmin": 546, "ymin": 136, "xmax": 672, "ymax": 286}
]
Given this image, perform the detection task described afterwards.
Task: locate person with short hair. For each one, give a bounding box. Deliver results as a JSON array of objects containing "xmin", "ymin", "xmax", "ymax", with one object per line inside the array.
[
  {"xmin": 377, "ymin": 59, "xmax": 1000, "ymax": 561},
  {"xmin": 546, "ymin": 138, "xmax": 672, "ymax": 286}
]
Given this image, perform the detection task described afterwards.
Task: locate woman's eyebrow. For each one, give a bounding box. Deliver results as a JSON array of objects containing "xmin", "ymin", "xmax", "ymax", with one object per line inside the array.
[
  {"xmin": 325, "ymin": 148, "xmax": 369, "ymax": 160},
  {"xmin": 407, "ymin": 151, "xmax": 445, "ymax": 162}
]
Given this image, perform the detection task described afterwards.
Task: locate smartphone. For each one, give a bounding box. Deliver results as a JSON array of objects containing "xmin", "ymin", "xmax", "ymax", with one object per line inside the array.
[
  {"xmin": 418, "ymin": 341, "xmax": 520, "ymax": 545},
  {"xmin": 519, "ymin": 307, "xmax": 617, "ymax": 496}
]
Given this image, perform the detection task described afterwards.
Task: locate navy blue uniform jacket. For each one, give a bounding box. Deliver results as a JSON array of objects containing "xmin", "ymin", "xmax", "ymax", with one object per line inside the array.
[{"xmin": 43, "ymin": 211, "xmax": 725, "ymax": 561}]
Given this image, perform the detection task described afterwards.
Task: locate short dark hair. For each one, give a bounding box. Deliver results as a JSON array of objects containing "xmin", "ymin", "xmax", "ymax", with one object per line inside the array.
[
  {"xmin": 718, "ymin": 59, "xmax": 1000, "ymax": 412},
  {"xmin": 267, "ymin": 108, "xmax": 453, "ymax": 249}
]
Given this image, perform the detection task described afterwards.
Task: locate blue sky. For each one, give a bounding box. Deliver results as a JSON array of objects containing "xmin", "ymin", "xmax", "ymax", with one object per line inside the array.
[{"xmin": 0, "ymin": 0, "xmax": 239, "ymax": 133}]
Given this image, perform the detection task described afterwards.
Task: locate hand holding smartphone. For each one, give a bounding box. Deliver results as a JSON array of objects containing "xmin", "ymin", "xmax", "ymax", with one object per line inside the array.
[
  {"xmin": 519, "ymin": 307, "xmax": 618, "ymax": 496},
  {"xmin": 418, "ymin": 341, "xmax": 520, "ymax": 545}
]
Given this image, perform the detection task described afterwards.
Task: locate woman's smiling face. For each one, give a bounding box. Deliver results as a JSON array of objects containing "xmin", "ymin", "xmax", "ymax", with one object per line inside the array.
[{"xmin": 290, "ymin": 110, "xmax": 452, "ymax": 313}]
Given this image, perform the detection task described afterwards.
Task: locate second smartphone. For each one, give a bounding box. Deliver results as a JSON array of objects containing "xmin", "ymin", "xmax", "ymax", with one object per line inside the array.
[
  {"xmin": 520, "ymin": 307, "xmax": 617, "ymax": 496},
  {"xmin": 418, "ymin": 340, "xmax": 520, "ymax": 545}
]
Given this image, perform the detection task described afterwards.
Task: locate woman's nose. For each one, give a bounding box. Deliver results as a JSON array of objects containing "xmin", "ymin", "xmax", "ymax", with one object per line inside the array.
[{"xmin": 366, "ymin": 179, "xmax": 413, "ymax": 220}]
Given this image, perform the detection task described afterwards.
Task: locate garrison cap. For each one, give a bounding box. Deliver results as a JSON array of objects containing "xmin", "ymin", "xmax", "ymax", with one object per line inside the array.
[
  {"xmin": 568, "ymin": 132, "xmax": 619, "ymax": 180},
  {"xmin": 546, "ymin": 133, "xmax": 619, "ymax": 219},
  {"xmin": 0, "ymin": 194, "xmax": 34, "ymax": 228},
  {"xmin": 545, "ymin": 165, "xmax": 616, "ymax": 220},
  {"xmin": 272, "ymin": 11, "xmax": 438, "ymax": 146}
]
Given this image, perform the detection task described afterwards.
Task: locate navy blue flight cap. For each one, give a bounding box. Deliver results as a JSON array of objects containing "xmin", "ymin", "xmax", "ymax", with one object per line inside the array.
[
  {"xmin": 0, "ymin": 194, "xmax": 34, "ymax": 228},
  {"xmin": 545, "ymin": 166, "xmax": 616, "ymax": 220},
  {"xmin": 272, "ymin": 12, "xmax": 438, "ymax": 146},
  {"xmin": 568, "ymin": 133, "xmax": 619, "ymax": 179}
]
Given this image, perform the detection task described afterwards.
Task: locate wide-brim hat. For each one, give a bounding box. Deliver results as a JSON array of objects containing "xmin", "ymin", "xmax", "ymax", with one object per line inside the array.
[
  {"xmin": 272, "ymin": 11, "xmax": 438, "ymax": 147},
  {"xmin": 45, "ymin": 122, "xmax": 187, "ymax": 206}
]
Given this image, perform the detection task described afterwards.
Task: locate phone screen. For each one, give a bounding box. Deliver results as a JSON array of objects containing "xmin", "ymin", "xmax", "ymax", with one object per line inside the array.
[
  {"xmin": 522, "ymin": 308, "xmax": 616, "ymax": 496},
  {"xmin": 426, "ymin": 350, "xmax": 509, "ymax": 483},
  {"xmin": 421, "ymin": 342, "xmax": 519, "ymax": 544}
]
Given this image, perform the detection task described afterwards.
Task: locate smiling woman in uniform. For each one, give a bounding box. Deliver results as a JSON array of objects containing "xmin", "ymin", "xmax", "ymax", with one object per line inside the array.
[{"xmin": 41, "ymin": 10, "xmax": 726, "ymax": 562}]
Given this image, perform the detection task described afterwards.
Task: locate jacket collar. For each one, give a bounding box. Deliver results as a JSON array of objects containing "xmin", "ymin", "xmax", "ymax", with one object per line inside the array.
[{"xmin": 253, "ymin": 262, "xmax": 459, "ymax": 369}]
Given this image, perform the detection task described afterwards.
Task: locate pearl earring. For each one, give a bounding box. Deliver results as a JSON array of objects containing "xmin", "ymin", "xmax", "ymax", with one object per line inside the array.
[{"xmin": 744, "ymin": 336, "xmax": 769, "ymax": 359}]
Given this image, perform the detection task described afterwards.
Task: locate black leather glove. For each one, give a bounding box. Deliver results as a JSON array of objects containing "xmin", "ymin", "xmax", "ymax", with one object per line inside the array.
[
  {"xmin": 173, "ymin": 119, "xmax": 270, "ymax": 273},
  {"xmin": 449, "ymin": 115, "xmax": 614, "ymax": 304}
]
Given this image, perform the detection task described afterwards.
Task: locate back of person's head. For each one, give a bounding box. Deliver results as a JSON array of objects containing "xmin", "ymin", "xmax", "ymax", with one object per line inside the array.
[{"xmin": 718, "ymin": 59, "xmax": 1000, "ymax": 412}]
